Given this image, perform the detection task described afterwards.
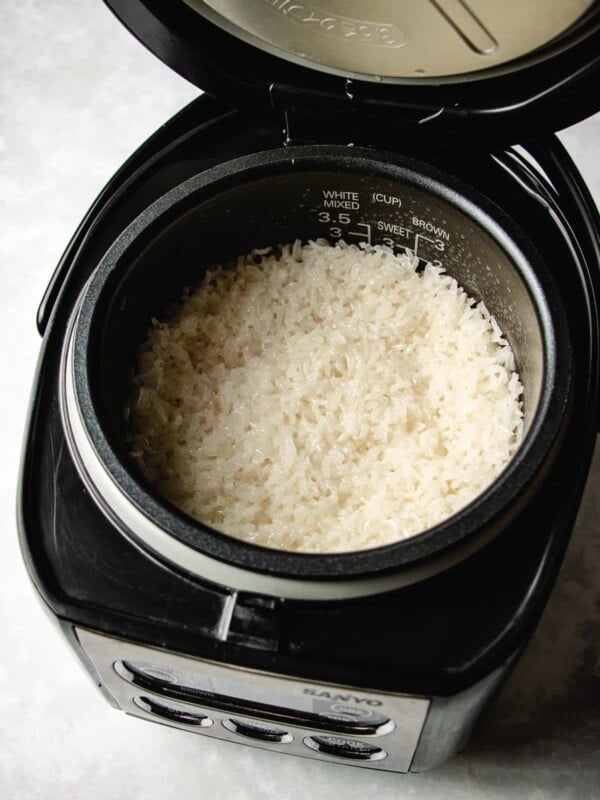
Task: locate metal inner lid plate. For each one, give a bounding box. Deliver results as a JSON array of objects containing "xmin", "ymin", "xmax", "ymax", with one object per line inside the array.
[{"xmin": 182, "ymin": 0, "xmax": 597, "ymax": 83}]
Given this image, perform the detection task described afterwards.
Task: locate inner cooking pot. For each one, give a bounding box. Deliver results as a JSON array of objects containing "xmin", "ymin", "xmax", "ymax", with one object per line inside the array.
[{"xmin": 64, "ymin": 146, "xmax": 570, "ymax": 596}]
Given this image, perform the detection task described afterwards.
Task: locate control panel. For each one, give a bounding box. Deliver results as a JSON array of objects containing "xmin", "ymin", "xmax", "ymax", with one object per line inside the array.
[{"xmin": 76, "ymin": 627, "xmax": 430, "ymax": 772}]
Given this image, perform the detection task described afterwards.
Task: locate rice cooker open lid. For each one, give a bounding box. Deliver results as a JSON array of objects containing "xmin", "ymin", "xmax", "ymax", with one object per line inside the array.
[{"xmin": 104, "ymin": 0, "xmax": 600, "ymax": 142}]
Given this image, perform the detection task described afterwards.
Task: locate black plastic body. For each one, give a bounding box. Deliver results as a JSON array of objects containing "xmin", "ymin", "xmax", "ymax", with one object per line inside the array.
[{"xmin": 18, "ymin": 95, "xmax": 600, "ymax": 770}]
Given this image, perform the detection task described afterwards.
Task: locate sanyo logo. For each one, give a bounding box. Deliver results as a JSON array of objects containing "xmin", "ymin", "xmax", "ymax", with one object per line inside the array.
[{"xmin": 303, "ymin": 688, "xmax": 383, "ymax": 706}]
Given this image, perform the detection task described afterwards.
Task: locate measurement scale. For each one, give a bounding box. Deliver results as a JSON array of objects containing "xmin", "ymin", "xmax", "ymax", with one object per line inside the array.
[{"xmin": 308, "ymin": 178, "xmax": 451, "ymax": 269}]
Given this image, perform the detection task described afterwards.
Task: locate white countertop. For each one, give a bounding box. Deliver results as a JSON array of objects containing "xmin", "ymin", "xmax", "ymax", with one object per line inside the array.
[{"xmin": 1, "ymin": 2, "xmax": 599, "ymax": 798}]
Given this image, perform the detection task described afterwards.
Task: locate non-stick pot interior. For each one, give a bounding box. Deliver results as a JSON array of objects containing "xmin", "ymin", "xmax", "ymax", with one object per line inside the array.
[
  {"xmin": 88, "ymin": 163, "xmax": 546, "ymax": 549},
  {"xmin": 92, "ymin": 167, "xmax": 544, "ymax": 451}
]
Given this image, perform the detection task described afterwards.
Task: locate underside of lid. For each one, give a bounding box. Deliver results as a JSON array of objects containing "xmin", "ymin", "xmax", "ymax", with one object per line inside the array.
[
  {"xmin": 103, "ymin": 0, "xmax": 600, "ymax": 143},
  {"xmin": 183, "ymin": 0, "xmax": 599, "ymax": 84}
]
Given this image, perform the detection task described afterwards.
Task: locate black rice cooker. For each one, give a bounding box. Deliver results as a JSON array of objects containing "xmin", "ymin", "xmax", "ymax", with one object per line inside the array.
[{"xmin": 18, "ymin": 0, "xmax": 600, "ymax": 772}]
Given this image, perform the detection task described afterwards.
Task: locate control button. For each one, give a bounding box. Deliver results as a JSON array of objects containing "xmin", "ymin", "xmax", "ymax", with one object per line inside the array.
[
  {"xmin": 310, "ymin": 698, "xmax": 394, "ymax": 734},
  {"xmin": 222, "ymin": 718, "xmax": 293, "ymax": 743},
  {"xmin": 115, "ymin": 660, "xmax": 178, "ymax": 686},
  {"xmin": 317, "ymin": 707, "xmax": 395, "ymax": 735},
  {"xmin": 133, "ymin": 696, "xmax": 213, "ymax": 727},
  {"xmin": 134, "ymin": 665, "xmax": 177, "ymax": 684},
  {"xmin": 330, "ymin": 703, "xmax": 378, "ymax": 719},
  {"xmin": 304, "ymin": 735, "xmax": 387, "ymax": 761}
]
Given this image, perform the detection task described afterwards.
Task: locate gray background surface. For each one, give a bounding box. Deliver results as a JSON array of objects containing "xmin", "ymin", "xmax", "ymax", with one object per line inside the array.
[{"xmin": 1, "ymin": 2, "xmax": 599, "ymax": 798}]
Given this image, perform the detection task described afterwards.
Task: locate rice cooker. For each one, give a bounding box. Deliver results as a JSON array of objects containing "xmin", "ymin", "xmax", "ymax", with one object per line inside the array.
[{"xmin": 18, "ymin": 0, "xmax": 600, "ymax": 772}]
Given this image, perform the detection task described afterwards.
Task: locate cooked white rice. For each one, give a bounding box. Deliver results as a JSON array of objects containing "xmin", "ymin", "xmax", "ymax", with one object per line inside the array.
[{"xmin": 128, "ymin": 239, "xmax": 523, "ymax": 553}]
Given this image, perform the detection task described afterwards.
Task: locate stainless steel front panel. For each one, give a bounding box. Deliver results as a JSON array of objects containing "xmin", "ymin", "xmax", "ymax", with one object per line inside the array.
[
  {"xmin": 183, "ymin": 0, "xmax": 597, "ymax": 82},
  {"xmin": 76, "ymin": 627, "xmax": 430, "ymax": 772}
]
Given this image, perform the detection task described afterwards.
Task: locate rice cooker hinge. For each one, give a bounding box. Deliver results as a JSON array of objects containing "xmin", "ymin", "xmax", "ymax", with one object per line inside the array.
[
  {"xmin": 269, "ymin": 82, "xmax": 356, "ymax": 147},
  {"xmin": 267, "ymin": 81, "xmax": 464, "ymax": 150}
]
